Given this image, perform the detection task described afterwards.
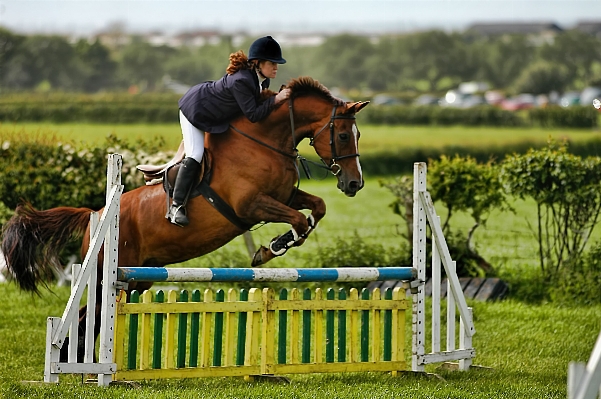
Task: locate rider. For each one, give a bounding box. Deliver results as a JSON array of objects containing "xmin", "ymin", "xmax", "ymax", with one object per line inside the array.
[{"xmin": 168, "ymin": 36, "xmax": 292, "ymax": 227}]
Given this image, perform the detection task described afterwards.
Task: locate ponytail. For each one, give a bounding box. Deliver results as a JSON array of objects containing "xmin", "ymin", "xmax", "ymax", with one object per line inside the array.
[{"xmin": 226, "ymin": 50, "xmax": 253, "ymax": 74}]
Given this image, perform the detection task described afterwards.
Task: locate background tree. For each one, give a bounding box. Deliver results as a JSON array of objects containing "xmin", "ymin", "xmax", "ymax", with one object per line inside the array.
[
  {"xmin": 539, "ymin": 29, "xmax": 601, "ymax": 89},
  {"xmin": 117, "ymin": 39, "xmax": 176, "ymax": 91},
  {"xmin": 0, "ymin": 28, "xmax": 27, "ymax": 90},
  {"xmin": 479, "ymin": 35, "xmax": 536, "ymax": 90},
  {"xmin": 511, "ymin": 60, "xmax": 570, "ymax": 95},
  {"xmin": 74, "ymin": 39, "xmax": 117, "ymax": 92},
  {"xmin": 402, "ymin": 31, "xmax": 467, "ymax": 91},
  {"xmin": 1, "ymin": 27, "xmax": 601, "ymax": 94},
  {"xmin": 315, "ymin": 34, "xmax": 374, "ymax": 90}
]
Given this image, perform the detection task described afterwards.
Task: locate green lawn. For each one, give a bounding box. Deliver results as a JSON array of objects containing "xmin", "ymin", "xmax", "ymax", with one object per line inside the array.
[
  {"xmin": 1, "ymin": 281, "xmax": 599, "ymax": 398},
  {"xmin": 1, "ymin": 122, "xmax": 601, "ymax": 397},
  {"xmin": 2, "ymin": 122, "xmax": 600, "ymax": 155}
]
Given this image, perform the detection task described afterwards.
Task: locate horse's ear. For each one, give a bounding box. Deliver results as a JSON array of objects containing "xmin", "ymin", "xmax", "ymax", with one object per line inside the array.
[{"xmin": 346, "ymin": 101, "xmax": 370, "ymax": 114}]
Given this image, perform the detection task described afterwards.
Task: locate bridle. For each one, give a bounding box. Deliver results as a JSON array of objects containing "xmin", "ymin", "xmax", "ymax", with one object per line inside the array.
[
  {"xmin": 230, "ymin": 94, "xmax": 360, "ymax": 177},
  {"xmin": 305, "ymin": 102, "xmax": 360, "ymax": 176},
  {"xmin": 288, "ymin": 96, "xmax": 360, "ymax": 176}
]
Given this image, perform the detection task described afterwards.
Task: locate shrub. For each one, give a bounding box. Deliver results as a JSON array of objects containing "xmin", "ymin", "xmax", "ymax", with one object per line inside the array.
[
  {"xmin": 500, "ymin": 140, "xmax": 601, "ymax": 283},
  {"xmin": 312, "ymin": 231, "xmax": 412, "ymax": 269},
  {"xmin": 551, "ymin": 241, "xmax": 601, "ymax": 305},
  {"xmin": 0, "ymin": 133, "xmax": 171, "ymax": 212}
]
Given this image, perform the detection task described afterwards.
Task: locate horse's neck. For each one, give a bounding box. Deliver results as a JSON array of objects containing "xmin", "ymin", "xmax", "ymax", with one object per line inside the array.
[
  {"xmin": 225, "ymin": 97, "xmax": 329, "ymax": 151},
  {"xmin": 289, "ymin": 99, "xmax": 331, "ymax": 143}
]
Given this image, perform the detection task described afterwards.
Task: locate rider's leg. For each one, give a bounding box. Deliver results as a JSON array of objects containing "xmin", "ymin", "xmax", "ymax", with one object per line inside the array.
[{"xmin": 167, "ymin": 111, "xmax": 204, "ymax": 227}]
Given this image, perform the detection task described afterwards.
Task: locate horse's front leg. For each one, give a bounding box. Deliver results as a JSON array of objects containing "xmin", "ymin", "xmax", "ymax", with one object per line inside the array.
[
  {"xmin": 241, "ymin": 190, "xmax": 326, "ymax": 266},
  {"xmin": 287, "ymin": 189, "xmax": 326, "ymax": 247}
]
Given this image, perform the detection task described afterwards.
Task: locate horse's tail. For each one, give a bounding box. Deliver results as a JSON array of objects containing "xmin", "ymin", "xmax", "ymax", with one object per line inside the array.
[{"xmin": 1, "ymin": 203, "xmax": 93, "ymax": 294}]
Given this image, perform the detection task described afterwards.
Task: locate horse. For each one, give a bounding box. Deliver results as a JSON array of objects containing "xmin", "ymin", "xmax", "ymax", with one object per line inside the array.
[{"xmin": 1, "ymin": 76, "xmax": 369, "ymax": 359}]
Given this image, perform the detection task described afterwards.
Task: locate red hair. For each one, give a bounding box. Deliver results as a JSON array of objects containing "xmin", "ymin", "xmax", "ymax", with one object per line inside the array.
[{"xmin": 226, "ymin": 50, "xmax": 254, "ymax": 74}]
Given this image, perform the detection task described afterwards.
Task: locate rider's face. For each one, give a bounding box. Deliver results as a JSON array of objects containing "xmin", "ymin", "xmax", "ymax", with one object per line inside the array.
[{"xmin": 258, "ymin": 60, "xmax": 278, "ymax": 79}]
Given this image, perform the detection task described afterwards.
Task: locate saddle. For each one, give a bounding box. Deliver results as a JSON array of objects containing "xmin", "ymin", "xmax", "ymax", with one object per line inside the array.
[{"xmin": 136, "ymin": 142, "xmax": 253, "ymax": 231}]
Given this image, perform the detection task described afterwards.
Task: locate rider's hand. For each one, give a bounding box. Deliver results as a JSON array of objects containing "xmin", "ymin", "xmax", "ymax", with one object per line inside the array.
[{"xmin": 275, "ymin": 88, "xmax": 291, "ymax": 104}]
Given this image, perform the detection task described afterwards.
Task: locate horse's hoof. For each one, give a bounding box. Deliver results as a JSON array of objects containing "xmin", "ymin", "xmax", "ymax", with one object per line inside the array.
[{"xmin": 251, "ymin": 246, "xmax": 267, "ymax": 267}]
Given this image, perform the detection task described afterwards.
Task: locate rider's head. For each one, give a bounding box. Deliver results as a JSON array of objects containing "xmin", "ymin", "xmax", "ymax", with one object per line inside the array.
[
  {"xmin": 248, "ymin": 36, "xmax": 286, "ymax": 64},
  {"xmin": 248, "ymin": 36, "xmax": 286, "ymax": 80}
]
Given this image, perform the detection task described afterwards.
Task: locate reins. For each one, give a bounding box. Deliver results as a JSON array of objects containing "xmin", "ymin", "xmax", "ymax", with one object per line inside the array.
[
  {"xmin": 229, "ymin": 93, "xmax": 361, "ymax": 191},
  {"xmin": 229, "ymin": 124, "xmax": 297, "ymax": 160}
]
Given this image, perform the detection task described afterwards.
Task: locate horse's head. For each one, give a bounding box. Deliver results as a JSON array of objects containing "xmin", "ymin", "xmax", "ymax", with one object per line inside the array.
[
  {"xmin": 285, "ymin": 77, "xmax": 369, "ymax": 197},
  {"xmin": 309, "ymin": 100, "xmax": 369, "ymax": 197}
]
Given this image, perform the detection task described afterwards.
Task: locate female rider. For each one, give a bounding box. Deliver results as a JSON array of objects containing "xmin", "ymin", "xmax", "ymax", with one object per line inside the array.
[{"xmin": 169, "ymin": 36, "xmax": 291, "ymax": 227}]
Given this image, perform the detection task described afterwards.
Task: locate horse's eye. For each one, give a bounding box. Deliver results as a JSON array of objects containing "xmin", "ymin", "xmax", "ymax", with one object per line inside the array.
[{"xmin": 339, "ymin": 132, "xmax": 350, "ymax": 142}]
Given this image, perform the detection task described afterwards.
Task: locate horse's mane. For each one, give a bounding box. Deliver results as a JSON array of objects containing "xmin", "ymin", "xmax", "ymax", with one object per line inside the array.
[
  {"xmin": 287, "ymin": 76, "xmax": 345, "ymax": 105},
  {"xmin": 260, "ymin": 76, "xmax": 345, "ymax": 106}
]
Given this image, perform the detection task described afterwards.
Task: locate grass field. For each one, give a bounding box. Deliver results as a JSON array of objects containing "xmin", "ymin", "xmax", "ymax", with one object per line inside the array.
[
  {"xmin": 1, "ymin": 122, "xmax": 601, "ymax": 397},
  {"xmin": 1, "ymin": 278, "xmax": 600, "ymax": 398},
  {"xmin": 2, "ymin": 122, "xmax": 600, "ymax": 155},
  {"xmin": 1, "ymin": 178, "xmax": 599, "ymax": 398}
]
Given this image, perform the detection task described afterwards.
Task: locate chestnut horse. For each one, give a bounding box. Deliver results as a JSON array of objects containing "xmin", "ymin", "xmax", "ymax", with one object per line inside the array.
[{"xmin": 1, "ymin": 77, "xmax": 368, "ymax": 358}]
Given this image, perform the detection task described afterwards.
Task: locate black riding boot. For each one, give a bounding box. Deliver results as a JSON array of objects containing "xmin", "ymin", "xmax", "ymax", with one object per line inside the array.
[{"xmin": 167, "ymin": 157, "xmax": 201, "ymax": 227}]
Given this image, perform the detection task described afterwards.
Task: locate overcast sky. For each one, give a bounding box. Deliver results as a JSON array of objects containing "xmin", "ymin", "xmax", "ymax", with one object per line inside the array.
[{"xmin": 1, "ymin": 0, "xmax": 600, "ymax": 35}]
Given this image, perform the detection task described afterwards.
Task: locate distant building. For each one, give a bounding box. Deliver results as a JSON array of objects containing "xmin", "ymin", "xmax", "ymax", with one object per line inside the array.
[
  {"xmin": 466, "ymin": 22, "xmax": 563, "ymax": 45},
  {"xmin": 276, "ymin": 33, "xmax": 327, "ymax": 47},
  {"xmin": 172, "ymin": 30, "xmax": 224, "ymax": 47},
  {"xmin": 95, "ymin": 30, "xmax": 131, "ymax": 49},
  {"xmin": 575, "ymin": 21, "xmax": 601, "ymax": 39}
]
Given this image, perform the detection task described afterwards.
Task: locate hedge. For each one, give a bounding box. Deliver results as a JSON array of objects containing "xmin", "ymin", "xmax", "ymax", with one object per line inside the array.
[
  {"xmin": 1, "ymin": 93, "xmax": 598, "ymax": 128},
  {"xmin": 0, "ymin": 135, "xmax": 170, "ymax": 212}
]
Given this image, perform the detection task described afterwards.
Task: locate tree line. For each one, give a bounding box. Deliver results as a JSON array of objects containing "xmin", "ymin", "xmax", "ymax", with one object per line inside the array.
[{"xmin": 1, "ymin": 27, "xmax": 601, "ymax": 95}]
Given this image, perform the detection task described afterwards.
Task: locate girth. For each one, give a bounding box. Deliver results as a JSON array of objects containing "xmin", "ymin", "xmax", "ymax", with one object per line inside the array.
[{"xmin": 162, "ymin": 155, "xmax": 254, "ymax": 231}]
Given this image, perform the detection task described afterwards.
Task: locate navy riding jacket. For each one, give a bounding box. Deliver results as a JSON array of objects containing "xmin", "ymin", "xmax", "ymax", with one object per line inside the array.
[{"xmin": 178, "ymin": 69, "xmax": 274, "ymax": 133}]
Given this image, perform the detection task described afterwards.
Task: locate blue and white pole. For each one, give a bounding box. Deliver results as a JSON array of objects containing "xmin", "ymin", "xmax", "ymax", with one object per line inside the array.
[{"xmin": 117, "ymin": 267, "xmax": 415, "ymax": 283}]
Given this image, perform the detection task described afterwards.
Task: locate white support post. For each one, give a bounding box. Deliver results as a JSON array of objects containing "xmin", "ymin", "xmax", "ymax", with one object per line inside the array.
[
  {"xmin": 68, "ymin": 264, "xmax": 82, "ymax": 363},
  {"xmin": 98, "ymin": 154, "xmax": 122, "ymax": 386},
  {"xmin": 44, "ymin": 317, "xmax": 61, "ymax": 383},
  {"xmin": 447, "ymin": 261, "xmax": 456, "ymax": 352},
  {"xmin": 412, "ymin": 163, "xmax": 427, "ymax": 372},
  {"xmin": 419, "ymin": 189, "xmax": 475, "ymax": 338},
  {"xmin": 568, "ymin": 362, "xmax": 586, "ymax": 399},
  {"xmin": 84, "ymin": 212, "xmax": 99, "ymax": 364},
  {"xmin": 52, "ymin": 184, "xmax": 123, "ymax": 348},
  {"xmin": 412, "ymin": 162, "xmax": 475, "ymax": 371},
  {"xmin": 459, "ymin": 307, "xmax": 473, "ymax": 370},
  {"xmin": 568, "ymin": 328, "xmax": 601, "ymax": 399},
  {"xmin": 43, "ymin": 154, "xmax": 122, "ymax": 386},
  {"xmin": 432, "ymin": 216, "xmax": 442, "ymax": 354}
]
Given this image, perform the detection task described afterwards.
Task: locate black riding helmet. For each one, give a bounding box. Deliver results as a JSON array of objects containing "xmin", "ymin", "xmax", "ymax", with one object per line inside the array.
[{"xmin": 248, "ymin": 36, "xmax": 286, "ymax": 64}]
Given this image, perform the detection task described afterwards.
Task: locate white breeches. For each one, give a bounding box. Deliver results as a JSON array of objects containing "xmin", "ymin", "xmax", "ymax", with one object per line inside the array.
[{"xmin": 179, "ymin": 110, "xmax": 205, "ymax": 163}]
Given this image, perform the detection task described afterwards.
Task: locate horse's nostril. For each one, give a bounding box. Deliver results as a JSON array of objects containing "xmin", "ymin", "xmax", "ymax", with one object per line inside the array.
[{"xmin": 349, "ymin": 181, "xmax": 360, "ymax": 191}]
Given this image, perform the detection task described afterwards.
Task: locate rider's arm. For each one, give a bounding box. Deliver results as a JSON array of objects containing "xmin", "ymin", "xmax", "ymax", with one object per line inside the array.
[{"xmin": 231, "ymin": 78, "xmax": 275, "ymax": 123}]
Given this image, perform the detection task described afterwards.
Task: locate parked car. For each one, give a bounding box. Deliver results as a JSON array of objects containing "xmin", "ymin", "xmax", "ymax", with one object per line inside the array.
[
  {"xmin": 559, "ymin": 92, "xmax": 581, "ymax": 107},
  {"xmin": 413, "ymin": 94, "xmax": 440, "ymax": 106},
  {"xmin": 484, "ymin": 90, "xmax": 505, "ymax": 106},
  {"xmin": 580, "ymin": 87, "xmax": 601, "ymax": 107},
  {"xmin": 372, "ymin": 94, "xmax": 402, "ymax": 105},
  {"xmin": 440, "ymin": 90, "xmax": 485, "ymax": 108},
  {"xmin": 500, "ymin": 94, "xmax": 536, "ymax": 111}
]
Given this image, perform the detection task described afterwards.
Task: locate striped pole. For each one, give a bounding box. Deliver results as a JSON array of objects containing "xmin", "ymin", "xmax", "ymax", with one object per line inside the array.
[{"xmin": 117, "ymin": 267, "xmax": 415, "ymax": 283}]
